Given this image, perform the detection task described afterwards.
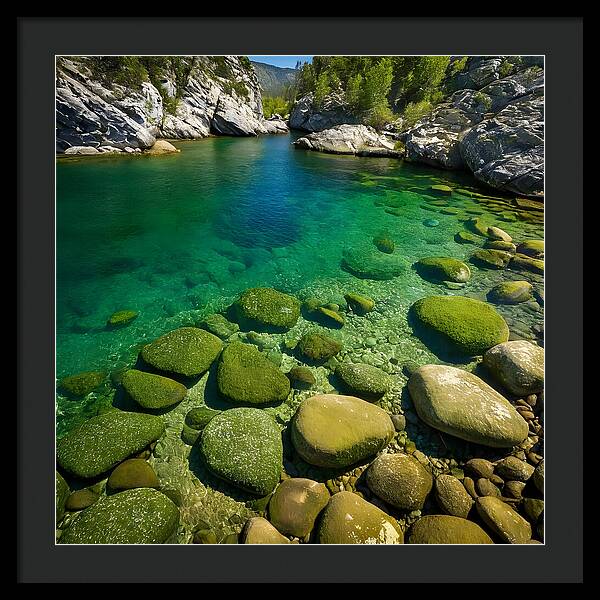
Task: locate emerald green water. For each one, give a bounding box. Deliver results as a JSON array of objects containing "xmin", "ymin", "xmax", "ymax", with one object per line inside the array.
[{"xmin": 56, "ymin": 134, "xmax": 543, "ymax": 433}]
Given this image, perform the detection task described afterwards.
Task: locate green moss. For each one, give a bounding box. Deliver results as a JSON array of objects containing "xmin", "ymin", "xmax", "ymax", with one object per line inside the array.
[
  {"xmin": 121, "ymin": 369, "xmax": 187, "ymax": 410},
  {"xmin": 470, "ymin": 249, "xmax": 512, "ymax": 269},
  {"xmin": 234, "ymin": 288, "xmax": 301, "ymax": 331},
  {"xmin": 57, "ymin": 411, "xmax": 165, "ymax": 478},
  {"xmin": 200, "ymin": 313, "xmax": 240, "ymax": 339},
  {"xmin": 415, "ymin": 257, "xmax": 471, "ymax": 283},
  {"xmin": 200, "ymin": 408, "xmax": 283, "ymax": 496},
  {"xmin": 60, "ymin": 488, "xmax": 179, "ymax": 544},
  {"xmin": 317, "ymin": 306, "xmax": 345, "ymax": 328},
  {"xmin": 181, "ymin": 423, "xmax": 201, "ymax": 446},
  {"xmin": 56, "ymin": 471, "xmax": 70, "ymax": 524},
  {"xmin": 107, "ymin": 310, "xmax": 138, "ymax": 327},
  {"xmin": 516, "ymin": 240, "xmax": 544, "ymax": 258},
  {"xmin": 510, "ymin": 254, "xmax": 544, "ymax": 274},
  {"xmin": 344, "ymin": 292, "xmax": 375, "ymax": 315},
  {"xmin": 59, "ymin": 371, "xmax": 105, "ymax": 397},
  {"xmin": 454, "ymin": 231, "xmax": 480, "ymax": 245},
  {"xmin": 185, "ymin": 406, "xmax": 222, "ymax": 430},
  {"xmin": 465, "ymin": 217, "xmax": 491, "ymax": 237},
  {"xmin": 286, "ymin": 366, "xmax": 316, "ymax": 389},
  {"xmin": 336, "ymin": 363, "xmax": 391, "ymax": 399},
  {"xmin": 217, "ymin": 342, "xmax": 290, "ymax": 405},
  {"xmin": 430, "ymin": 184, "xmax": 453, "ymax": 195},
  {"xmin": 342, "ymin": 246, "xmax": 408, "ymax": 280},
  {"xmin": 484, "ymin": 240, "xmax": 516, "ymax": 253},
  {"xmin": 487, "ymin": 281, "xmax": 533, "ymax": 305},
  {"xmin": 373, "ymin": 236, "xmax": 395, "ymax": 254},
  {"xmin": 297, "ymin": 332, "xmax": 342, "ymax": 363},
  {"xmin": 141, "ymin": 327, "xmax": 223, "ymax": 377},
  {"xmin": 411, "ymin": 295, "xmax": 509, "ymax": 355}
]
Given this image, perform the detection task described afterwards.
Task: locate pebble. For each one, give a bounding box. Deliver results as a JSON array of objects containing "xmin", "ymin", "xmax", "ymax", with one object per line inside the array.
[
  {"xmin": 476, "ymin": 478, "xmax": 501, "ymax": 497},
  {"xmin": 463, "ymin": 477, "xmax": 478, "ymax": 499}
]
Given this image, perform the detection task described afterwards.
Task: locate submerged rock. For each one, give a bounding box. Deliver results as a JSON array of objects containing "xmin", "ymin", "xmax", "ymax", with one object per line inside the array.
[
  {"xmin": 297, "ymin": 332, "xmax": 342, "ymax": 363},
  {"xmin": 121, "ymin": 369, "xmax": 187, "ymax": 410},
  {"xmin": 344, "ymin": 292, "xmax": 375, "ymax": 314},
  {"xmin": 107, "ymin": 310, "xmax": 139, "ymax": 327},
  {"xmin": 454, "ymin": 231, "xmax": 480, "ymax": 245},
  {"xmin": 317, "ymin": 306, "xmax": 345, "ymax": 328},
  {"xmin": 291, "ymin": 394, "xmax": 394, "ymax": 468},
  {"xmin": 373, "ymin": 235, "xmax": 395, "ymax": 254},
  {"xmin": 487, "ymin": 281, "xmax": 533, "ymax": 304},
  {"xmin": 234, "ymin": 287, "xmax": 301, "ymax": 331},
  {"xmin": 471, "ymin": 248, "xmax": 512, "ymax": 269},
  {"xmin": 200, "ymin": 313, "xmax": 240, "ymax": 340},
  {"xmin": 516, "ymin": 239, "xmax": 544, "ymax": 258},
  {"xmin": 415, "ymin": 257, "xmax": 471, "ymax": 283},
  {"xmin": 408, "ymin": 365, "xmax": 529, "ymax": 447},
  {"xmin": 185, "ymin": 406, "xmax": 221, "ymax": 430},
  {"xmin": 510, "ymin": 254, "xmax": 544, "ymax": 274},
  {"xmin": 107, "ymin": 458, "xmax": 160, "ymax": 490},
  {"xmin": 286, "ymin": 366, "xmax": 316, "ymax": 389},
  {"xmin": 335, "ymin": 363, "xmax": 391, "ymax": 399},
  {"xmin": 408, "ymin": 514, "xmax": 493, "ymax": 544},
  {"xmin": 241, "ymin": 517, "xmax": 291, "ymax": 544},
  {"xmin": 65, "ymin": 489, "xmax": 100, "ymax": 511},
  {"xmin": 342, "ymin": 245, "xmax": 408, "ymax": 280},
  {"xmin": 58, "ymin": 371, "xmax": 105, "ymax": 398},
  {"xmin": 56, "ymin": 471, "xmax": 70, "ymax": 524}
]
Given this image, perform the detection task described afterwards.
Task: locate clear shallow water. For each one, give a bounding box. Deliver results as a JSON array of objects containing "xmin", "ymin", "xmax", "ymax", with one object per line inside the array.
[{"xmin": 56, "ymin": 133, "xmax": 544, "ymax": 433}]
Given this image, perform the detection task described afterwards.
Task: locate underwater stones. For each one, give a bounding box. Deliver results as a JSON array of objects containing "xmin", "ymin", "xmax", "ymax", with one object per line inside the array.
[
  {"xmin": 471, "ymin": 249, "xmax": 512, "ymax": 269},
  {"xmin": 317, "ymin": 306, "xmax": 345, "ymax": 328},
  {"xmin": 487, "ymin": 281, "xmax": 533, "ymax": 304},
  {"xmin": 60, "ymin": 488, "xmax": 179, "ymax": 544},
  {"xmin": 411, "ymin": 295, "xmax": 509, "ymax": 355},
  {"xmin": 341, "ymin": 246, "xmax": 407, "ymax": 280},
  {"xmin": 200, "ymin": 313, "xmax": 239, "ymax": 340},
  {"xmin": 268, "ymin": 478, "xmax": 330, "ymax": 538},
  {"xmin": 408, "ymin": 365, "xmax": 529, "ymax": 448},
  {"xmin": 181, "ymin": 424, "xmax": 200, "ymax": 446},
  {"xmin": 286, "ymin": 366, "xmax": 316, "ymax": 389},
  {"xmin": 290, "ymin": 394, "xmax": 395, "ymax": 468},
  {"xmin": 335, "ymin": 363, "xmax": 391, "ymax": 399},
  {"xmin": 241, "ymin": 517, "xmax": 291, "ymax": 544},
  {"xmin": 56, "ymin": 471, "xmax": 70, "ymax": 523},
  {"xmin": 217, "ymin": 342, "xmax": 290, "ymax": 405},
  {"xmin": 316, "ymin": 491, "xmax": 404, "ymax": 544},
  {"xmin": 373, "ymin": 235, "xmax": 395, "ymax": 254},
  {"xmin": 65, "ymin": 488, "xmax": 100, "ymax": 511},
  {"xmin": 454, "ymin": 231, "xmax": 480, "ymax": 245},
  {"xmin": 344, "ymin": 292, "xmax": 375, "ymax": 315},
  {"xmin": 440, "ymin": 207, "xmax": 460, "ymax": 215},
  {"xmin": 57, "ymin": 411, "xmax": 165, "ymax": 478},
  {"xmin": 510, "ymin": 254, "xmax": 544, "ymax": 275},
  {"xmin": 483, "ymin": 341, "xmax": 544, "ymax": 396},
  {"xmin": 234, "ymin": 287, "xmax": 301, "ymax": 331},
  {"xmin": 366, "ymin": 453, "xmax": 433, "ymax": 511},
  {"xmin": 141, "ymin": 327, "xmax": 223, "ymax": 377},
  {"xmin": 430, "ymin": 184, "xmax": 453, "ymax": 195},
  {"xmin": 465, "ymin": 217, "xmax": 491, "ymax": 237},
  {"xmin": 200, "ymin": 408, "xmax": 283, "ymax": 496},
  {"xmin": 516, "ymin": 239, "xmax": 544, "ymax": 258},
  {"xmin": 415, "ymin": 257, "xmax": 471, "ymax": 283},
  {"xmin": 476, "ymin": 496, "xmax": 532, "ymax": 544},
  {"xmin": 434, "ymin": 474, "xmax": 474, "ymax": 518},
  {"xmin": 107, "ymin": 458, "xmax": 160, "ymax": 490},
  {"xmin": 121, "ymin": 369, "xmax": 187, "ymax": 410},
  {"xmin": 487, "ymin": 226, "xmax": 512, "ymax": 242},
  {"xmin": 407, "ymin": 515, "xmax": 493, "ymax": 544},
  {"xmin": 107, "ymin": 310, "xmax": 138, "ymax": 327},
  {"xmin": 185, "ymin": 406, "xmax": 221, "ymax": 430},
  {"xmin": 297, "ymin": 332, "xmax": 342, "ymax": 363},
  {"xmin": 423, "ymin": 218, "xmax": 439, "ymax": 227},
  {"xmin": 59, "ymin": 371, "xmax": 105, "ymax": 397},
  {"xmin": 485, "ymin": 240, "xmax": 517, "ymax": 253}
]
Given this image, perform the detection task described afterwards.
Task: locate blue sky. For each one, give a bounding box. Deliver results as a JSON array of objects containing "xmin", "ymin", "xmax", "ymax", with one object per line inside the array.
[{"xmin": 248, "ymin": 55, "xmax": 313, "ymax": 69}]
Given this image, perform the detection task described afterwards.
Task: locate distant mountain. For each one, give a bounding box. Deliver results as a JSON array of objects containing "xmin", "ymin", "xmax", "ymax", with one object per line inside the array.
[{"xmin": 251, "ymin": 61, "xmax": 297, "ymax": 97}]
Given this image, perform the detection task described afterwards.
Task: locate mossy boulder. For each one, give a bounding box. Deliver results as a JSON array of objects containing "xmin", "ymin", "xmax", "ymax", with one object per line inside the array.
[
  {"xmin": 487, "ymin": 281, "xmax": 533, "ymax": 304},
  {"xmin": 476, "ymin": 496, "xmax": 532, "ymax": 543},
  {"xmin": 335, "ymin": 363, "xmax": 391, "ymax": 399},
  {"xmin": 107, "ymin": 310, "xmax": 138, "ymax": 327},
  {"xmin": 510, "ymin": 254, "xmax": 544, "ymax": 274},
  {"xmin": 297, "ymin": 332, "xmax": 342, "ymax": 363},
  {"xmin": 141, "ymin": 327, "xmax": 222, "ymax": 377},
  {"xmin": 217, "ymin": 342, "xmax": 290, "ymax": 405},
  {"xmin": 291, "ymin": 394, "xmax": 395, "ymax": 468},
  {"xmin": 107, "ymin": 458, "xmax": 160, "ymax": 490},
  {"xmin": 485, "ymin": 240, "xmax": 517, "ymax": 253},
  {"xmin": 185, "ymin": 406, "xmax": 222, "ymax": 430},
  {"xmin": 200, "ymin": 313, "xmax": 239, "ymax": 339},
  {"xmin": 408, "ymin": 365, "xmax": 528, "ymax": 448},
  {"xmin": 344, "ymin": 292, "xmax": 375, "ymax": 314},
  {"xmin": 366, "ymin": 453, "xmax": 433, "ymax": 511},
  {"xmin": 286, "ymin": 366, "xmax": 316, "ymax": 389},
  {"xmin": 56, "ymin": 471, "xmax": 70, "ymax": 523},
  {"xmin": 121, "ymin": 369, "xmax": 187, "ymax": 410},
  {"xmin": 234, "ymin": 287, "xmax": 300, "ymax": 331},
  {"xmin": 411, "ymin": 295, "xmax": 509, "ymax": 355},
  {"xmin": 57, "ymin": 411, "xmax": 165, "ymax": 478},
  {"xmin": 58, "ymin": 371, "xmax": 105, "ymax": 397},
  {"xmin": 408, "ymin": 515, "xmax": 493, "ymax": 544},
  {"xmin": 487, "ymin": 226, "xmax": 512, "ymax": 242},
  {"xmin": 373, "ymin": 235, "xmax": 395, "ymax": 254},
  {"xmin": 415, "ymin": 257, "xmax": 471, "ymax": 283},
  {"xmin": 430, "ymin": 184, "xmax": 453, "ymax": 195},
  {"xmin": 241, "ymin": 517, "xmax": 291, "ymax": 544},
  {"xmin": 483, "ymin": 340, "xmax": 544, "ymax": 396},
  {"xmin": 423, "ymin": 218, "xmax": 439, "ymax": 227},
  {"xmin": 60, "ymin": 488, "xmax": 179, "ymax": 544},
  {"xmin": 342, "ymin": 246, "xmax": 408, "ymax": 280},
  {"xmin": 200, "ymin": 408, "xmax": 283, "ymax": 496},
  {"xmin": 454, "ymin": 231, "xmax": 480, "ymax": 245},
  {"xmin": 471, "ymin": 249, "xmax": 512, "ymax": 269},
  {"xmin": 434, "ymin": 474, "xmax": 474, "ymax": 518},
  {"xmin": 316, "ymin": 491, "xmax": 404, "ymax": 544},
  {"xmin": 65, "ymin": 489, "xmax": 100, "ymax": 511},
  {"xmin": 317, "ymin": 306, "xmax": 345, "ymax": 328},
  {"xmin": 181, "ymin": 423, "xmax": 201, "ymax": 446},
  {"xmin": 268, "ymin": 478, "xmax": 330, "ymax": 538},
  {"xmin": 517, "ymin": 240, "xmax": 544, "ymax": 258}
]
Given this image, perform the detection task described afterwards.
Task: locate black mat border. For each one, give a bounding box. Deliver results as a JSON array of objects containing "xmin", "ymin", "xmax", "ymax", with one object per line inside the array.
[{"xmin": 18, "ymin": 17, "xmax": 583, "ymax": 583}]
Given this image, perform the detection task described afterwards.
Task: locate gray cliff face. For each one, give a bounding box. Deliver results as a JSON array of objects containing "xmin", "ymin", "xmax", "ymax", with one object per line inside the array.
[
  {"xmin": 402, "ymin": 56, "xmax": 544, "ymax": 197},
  {"xmin": 289, "ymin": 93, "xmax": 358, "ymax": 132},
  {"xmin": 56, "ymin": 56, "xmax": 287, "ymax": 153}
]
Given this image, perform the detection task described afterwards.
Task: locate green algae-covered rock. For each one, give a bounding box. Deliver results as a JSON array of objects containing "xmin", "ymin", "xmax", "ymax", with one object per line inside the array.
[
  {"xmin": 107, "ymin": 310, "xmax": 138, "ymax": 327},
  {"xmin": 241, "ymin": 517, "xmax": 291, "ymax": 544},
  {"xmin": 60, "ymin": 488, "xmax": 179, "ymax": 544},
  {"xmin": 56, "ymin": 471, "xmax": 70, "ymax": 524},
  {"xmin": 141, "ymin": 327, "xmax": 222, "ymax": 377},
  {"xmin": 317, "ymin": 306, "xmax": 345, "ymax": 327},
  {"xmin": 430, "ymin": 184, "xmax": 453, "ymax": 195},
  {"xmin": 335, "ymin": 363, "xmax": 391, "ymax": 399},
  {"xmin": 454, "ymin": 231, "xmax": 480, "ymax": 245},
  {"xmin": 121, "ymin": 369, "xmax": 187, "ymax": 410},
  {"xmin": 516, "ymin": 239, "xmax": 544, "ymax": 258},
  {"xmin": 408, "ymin": 515, "xmax": 493, "ymax": 544},
  {"xmin": 286, "ymin": 366, "xmax": 316, "ymax": 389},
  {"xmin": 291, "ymin": 394, "xmax": 395, "ymax": 468},
  {"xmin": 487, "ymin": 281, "xmax": 533, "ymax": 304},
  {"xmin": 471, "ymin": 249, "xmax": 512, "ymax": 269},
  {"xmin": 484, "ymin": 240, "xmax": 517, "ymax": 253},
  {"xmin": 366, "ymin": 453, "xmax": 433, "ymax": 511},
  {"xmin": 59, "ymin": 371, "xmax": 105, "ymax": 397},
  {"xmin": 373, "ymin": 235, "xmax": 395, "ymax": 254},
  {"xmin": 65, "ymin": 489, "xmax": 99, "ymax": 511},
  {"xmin": 344, "ymin": 292, "xmax": 375, "ymax": 315},
  {"xmin": 297, "ymin": 332, "xmax": 342, "ymax": 363},
  {"xmin": 234, "ymin": 287, "xmax": 300, "ymax": 331},
  {"xmin": 415, "ymin": 257, "xmax": 471, "ymax": 283},
  {"xmin": 185, "ymin": 406, "xmax": 222, "ymax": 430},
  {"xmin": 268, "ymin": 478, "xmax": 330, "ymax": 538},
  {"xmin": 57, "ymin": 411, "xmax": 165, "ymax": 478},
  {"xmin": 510, "ymin": 254, "xmax": 544, "ymax": 274},
  {"xmin": 487, "ymin": 226, "xmax": 512, "ymax": 242},
  {"xmin": 181, "ymin": 423, "xmax": 201, "ymax": 446},
  {"xmin": 342, "ymin": 246, "xmax": 408, "ymax": 280},
  {"xmin": 200, "ymin": 313, "xmax": 240, "ymax": 340},
  {"xmin": 217, "ymin": 342, "xmax": 290, "ymax": 405},
  {"xmin": 107, "ymin": 458, "xmax": 160, "ymax": 490},
  {"xmin": 465, "ymin": 217, "xmax": 491, "ymax": 237},
  {"xmin": 476, "ymin": 496, "xmax": 532, "ymax": 544},
  {"xmin": 200, "ymin": 408, "xmax": 283, "ymax": 496},
  {"xmin": 408, "ymin": 365, "xmax": 528, "ymax": 448},
  {"xmin": 411, "ymin": 295, "xmax": 509, "ymax": 355},
  {"xmin": 317, "ymin": 491, "xmax": 403, "ymax": 544}
]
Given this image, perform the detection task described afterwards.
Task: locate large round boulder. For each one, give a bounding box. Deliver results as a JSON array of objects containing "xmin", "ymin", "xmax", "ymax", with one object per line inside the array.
[
  {"xmin": 415, "ymin": 257, "xmax": 471, "ymax": 283},
  {"xmin": 342, "ymin": 245, "xmax": 408, "ymax": 280},
  {"xmin": 408, "ymin": 515, "xmax": 493, "ymax": 544},
  {"xmin": 296, "ymin": 332, "xmax": 342, "ymax": 363},
  {"xmin": 487, "ymin": 281, "xmax": 533, "ymax": 304},
  {"xmin": 107, "ymin": 458, "xmax": 160, "ymax": 490},
  {"xmin": 476, "ymin": 496, "xmax": 532, "ymax": 543},
  {"xmin": 335, "ymin": 363, "xmax": 391, "ymax": 400},
  {"xmin": 234, "ymin": 287, "xmax": 300, "ymax": 331},
  {"xmin": 121, "ymin": 369, "xmax": 187, "ymax": 409}
]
